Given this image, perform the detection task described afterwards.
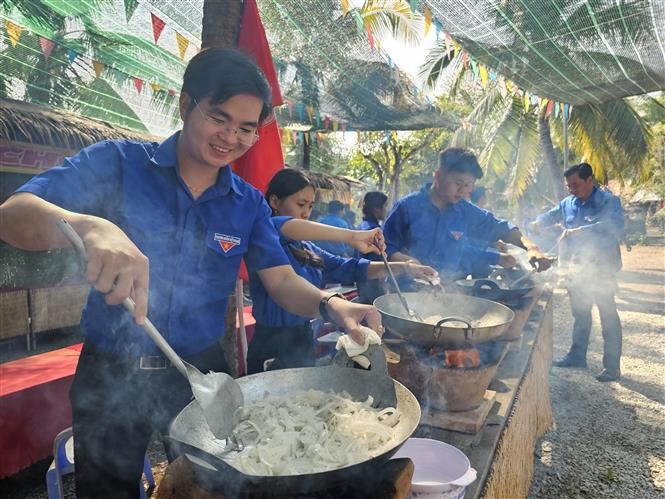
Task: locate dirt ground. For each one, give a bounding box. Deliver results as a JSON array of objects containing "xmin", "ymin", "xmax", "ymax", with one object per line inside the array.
[
  {"xmin": 529, "ymin": 245, "xmax": 665, "ymax": 498},
  {"xmin": 1, "ymin": 246, "xmax": 663, "ymax": 498}
]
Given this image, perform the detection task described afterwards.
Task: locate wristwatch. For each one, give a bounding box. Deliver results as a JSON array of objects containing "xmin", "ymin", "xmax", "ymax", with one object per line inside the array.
[{"xmin": 319, "ymin": 293, "xmax": 346, "ymax": 323}]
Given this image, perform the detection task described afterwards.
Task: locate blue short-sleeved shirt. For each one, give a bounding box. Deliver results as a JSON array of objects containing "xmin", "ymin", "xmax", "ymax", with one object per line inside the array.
[
  {"xmin": 16, "ymin": 133, "xmax": 289, "ymax": 357},
  {"xmin": 383, "ymin": 184, "xmax": 514, "ymax": 278},
  {"xmin": 537, "ymin": 187, "xmax": 624, "ymax": 271},
  {"xmin": 314, "ymin": 214, "xmax": 352, "ymax": 255},
  {"xmin": 250, "ymin": 216, "xmax": 369, "ymax": 327}
]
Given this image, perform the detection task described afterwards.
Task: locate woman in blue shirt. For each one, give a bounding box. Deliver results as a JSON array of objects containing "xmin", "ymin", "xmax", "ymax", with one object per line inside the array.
[
  {"xmin": 357, "ymin": 191, "xmax": 389, "ymax": 303},
  {"xmin": 248, "ymin": 169, "xmax": 436, "ymax": 374}
]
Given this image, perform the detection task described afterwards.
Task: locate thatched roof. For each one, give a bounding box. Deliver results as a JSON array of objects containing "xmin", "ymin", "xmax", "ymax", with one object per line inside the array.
[
  {"xmin": 0, "ymin": 98, "xmax": 161, "ymax": 151},
  {"xmin": 287, "ymin": 167, "xmax": 363, "ymax": 204}
]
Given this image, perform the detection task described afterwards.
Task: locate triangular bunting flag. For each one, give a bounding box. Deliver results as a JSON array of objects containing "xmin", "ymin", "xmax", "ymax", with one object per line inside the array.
[
  {"xmin": 324, "ymin": 115, "xmax": 331, "ymax": 129},
  {"xmin": 167, "ymin": 88, "xmax": 177, "ymax": 97},
  {"xmin": 133, "ymin": 77, "xmax": 144, "ymax": 94},
  {"xmin": 123, "ymin": 0, "xmax": 139, "ymax": 22},
  {"xmin": 545, "ymin": 99, "xmax": 554, "ymax": 117},
  {"xmin": 38, "ymin": 37, "xmax": 56, "ymax": 60},
  {"xmin": 478, "ymin": 65, "xmax": 488, "ymax": 88},
  {"xmin": 332, "ymin": 120, "xmax": 338, "ymax": 132},
  {"xmin": 151, "ymin": 13, "xmax": 166, "ymax": 44},
  {"xmin": 523, "ymin": 92, "xmax": 530, "ymax": 112},
  {"xmin": 424, "ymin": 6, "xmax": 432, "ymax": 36},
  {"xmin": 461, "ymin": 51, "xmax": 469, "ymax": 69},
  {"xmin": 67, "ymin": 48, "xmax": 77, "ymax": 62},
  {"xmin": 365, "ymin": 23, "xmax": 374, "ymax": 50},
  {"xmin": 175, "ymin": 32, "xmax": 190, "ymax": 60},
  {"xmin": 554, "ymin": 102, "xmax": 560, "ymax": 118},
  {"xmin": 4, "ymin": 20, "xmax": 23, "ymax": 48},
  {"xmin": 150, "ymin": 82, "xmax": 161, "ymax": 93},
  {"xmin": 92, "ymin": 60, "xmax": 104, "ymax": 78},
  {"xmin": 341, "ymin": 0, "xmax": 348, "ymax": 15}
]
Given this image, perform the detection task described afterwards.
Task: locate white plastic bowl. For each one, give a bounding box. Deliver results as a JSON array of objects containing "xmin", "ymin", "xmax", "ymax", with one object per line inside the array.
[{"xmin": 393, "ymin": 438, "xmax": 477, "ymax": 498}]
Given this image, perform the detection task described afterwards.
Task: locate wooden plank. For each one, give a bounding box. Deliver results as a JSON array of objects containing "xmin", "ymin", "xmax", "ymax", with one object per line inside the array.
[
  {"xmin": 0, "ymin": 290, "xmax": 29, "ymax": 340},
  {"xmin": 421, "ymin": 391, "xmax": 497, "ymax": 434},
  {"xmin": 29, "ymin": 285, "xmax": 88, "ymax": 333}
]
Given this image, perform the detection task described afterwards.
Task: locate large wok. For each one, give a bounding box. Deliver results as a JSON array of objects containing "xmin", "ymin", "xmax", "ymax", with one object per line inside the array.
[
  {"xmin": 374, "ymin": 292, "xmax": 514, "ymax": 348},
  {"xmin": 454, "ymin": 277, "xmax": 534, "ymax": 302},
  {"xmin": 166, "ymin": 347, "xmax": 421, "ymax": 496}
]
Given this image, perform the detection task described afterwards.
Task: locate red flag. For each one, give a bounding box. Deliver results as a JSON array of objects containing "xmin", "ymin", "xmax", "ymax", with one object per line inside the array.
[
  {"xmin": 38, "ymin": 37, "xmax": 55, "ymax": 60},
  {"xmin": 151, "ymin": 13, "xmax": 166, "ymax": 44},
  {"xmin": 234, "ymin": 0, "xmax": 285, "ymax": 281},
  {"xmin": 133, "ymin": 77, "xmax": 143, "ymax": 94}
]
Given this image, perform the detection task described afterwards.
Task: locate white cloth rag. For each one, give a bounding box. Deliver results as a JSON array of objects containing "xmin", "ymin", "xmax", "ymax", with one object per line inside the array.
[{"xmin": 335, "ymin": 325, "xmax": 381, "ymax": 357}]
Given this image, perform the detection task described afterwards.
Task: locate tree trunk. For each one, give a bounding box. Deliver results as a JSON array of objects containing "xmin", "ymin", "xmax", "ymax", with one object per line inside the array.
[
  {"xmin": 538, "ymin": 108, "xmax": 565, "ymax": 200},
  {"xmin": 201, "ymin": 0, "xmax": 244, "ymax": 377},
  {"xmin": 201, "ymin": 0, "xmax": 242, "ymax": 49},
  {"xmin": 302, "ymin": 136, "xmax": 311, "ymax": 170}
]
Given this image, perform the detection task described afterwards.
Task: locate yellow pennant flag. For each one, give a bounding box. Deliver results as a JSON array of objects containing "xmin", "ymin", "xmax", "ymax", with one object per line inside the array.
[
  {"xmin": 505, "ymin": 79, "xmax": 512, "ymax": 94},
  {"xmin": 4, "ymin": 20, "xmax": 23, "ymax": 48},
  {"xmin": 92, "ymin": 60, "xmax": 104, "ymax": 78},
  {"xmin": 332, "ymin": 120, "xmax": 338, "ymax": 132},
  {"xmin": 424, "ymin": 6, "xmax": 432, "ymax": 36},
  {"xmin": 452, "ymin": 41, "xmax": 460, "ymax": 57},
  {"xmin": 341, "ymin": 0, "xmax": 348, "ymax": 15},
  {"xmin": 523, "ymin": 91, "xmax": 530, "ymax": 112},
  {"xmin": 539, "ymin": 97, "xmax": 548, "ymax": 111},
  {"xmin": 176, "ymin": 32, "xmax": 190, "ymax": 60},
  {"xmin": 305, "ymin": 105, "xmax": 314, "ymax": 123},
  {"xmin": 478, "ymin": 65, "xmax": 488, "ymax": 88},
  {"xmin": 150, "ymin": 82, "xmax": 161, "ymax": 93}
]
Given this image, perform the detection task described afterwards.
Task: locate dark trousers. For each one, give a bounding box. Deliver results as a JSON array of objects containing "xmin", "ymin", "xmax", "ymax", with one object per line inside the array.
[
  {"xmin": 69, "ymin": 340, "xmax": 230, "ymax": 499},
  {"xmin": 246, "ymin": 323, "xmax": 314, "ymax": 374},
  {"xmin": 567, "ymin": 277, "xmax": 622, "ymax": 371}
]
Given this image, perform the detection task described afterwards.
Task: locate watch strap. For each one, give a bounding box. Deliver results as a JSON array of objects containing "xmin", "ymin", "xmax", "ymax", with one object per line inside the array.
[{"xmin": 319, "ymin": 292, "xmax": 345, "ymax": 323}]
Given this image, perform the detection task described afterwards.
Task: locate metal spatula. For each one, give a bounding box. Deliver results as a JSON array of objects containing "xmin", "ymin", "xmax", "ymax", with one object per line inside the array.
[{"xmin": 56, "ymin": 219, "xmax": 243, "ymax": 441}]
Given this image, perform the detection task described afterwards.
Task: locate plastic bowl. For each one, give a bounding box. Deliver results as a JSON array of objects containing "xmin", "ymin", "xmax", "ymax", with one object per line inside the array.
[{"xmin": 393, "ymin": 438, "xmax": 477, "ymax": 497}]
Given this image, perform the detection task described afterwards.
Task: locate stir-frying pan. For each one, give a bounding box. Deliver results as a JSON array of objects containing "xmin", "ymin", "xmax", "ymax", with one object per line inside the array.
[
  {"xmin": 166, "ymin": 346, "xmax": 421, "ymax": 496},
  {"xmin": 374, "ymin": 292, "xmax": 514, "ymax": 348},
  {"xmin": 454, "ymin": 277, "xmax": 534, "ymax": 302}
]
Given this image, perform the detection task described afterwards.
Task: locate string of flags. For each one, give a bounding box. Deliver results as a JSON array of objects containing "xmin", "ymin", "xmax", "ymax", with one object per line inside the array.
[{"xmin": 3, "ymin": 18, "xmax": 181, "ymax": 99}]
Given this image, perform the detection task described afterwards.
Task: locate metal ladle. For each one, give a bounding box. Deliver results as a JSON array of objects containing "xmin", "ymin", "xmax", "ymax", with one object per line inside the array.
[
  {"xmin": 56, "ymin": 219, "xmax": 243, "ymax": 443},
  {"xmin": 377, "ymin": 249, "xmax": 425, "ymax": 322}
]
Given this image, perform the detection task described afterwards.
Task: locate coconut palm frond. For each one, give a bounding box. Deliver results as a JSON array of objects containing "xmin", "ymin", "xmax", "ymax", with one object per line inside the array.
[
  {"xmin": 505, "ymin": 109, "xmax": 540, "ymax": 200},
  {"xmin": 418, "ymin": 41, "xmax": 456, "ymax": 90},
  {"xmin": 360, "ymin": 0, "xmax": 423, "ymax": 47},
  {"xmin": 480, "ymin": 97, "xmax": 526, "ymax": 179}
]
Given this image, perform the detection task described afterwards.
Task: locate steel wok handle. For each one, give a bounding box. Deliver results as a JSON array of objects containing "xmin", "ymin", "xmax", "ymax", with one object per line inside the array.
[
  {"xmin": 55, "ymin": 219, "xmax": 189, "ymax": 378},
  {"xmin": 434, "ymin": 316, "xmax": 473, "ymax": 344},
  {"xmin": 472, "ymin": 279, "xmax": 500, "ymax": 290}
]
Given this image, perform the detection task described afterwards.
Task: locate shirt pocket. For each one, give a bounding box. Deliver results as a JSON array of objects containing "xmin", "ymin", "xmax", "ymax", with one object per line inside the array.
[{"xmin": 199, "ymin": 228, "xmax": 249, "ymax": 277}]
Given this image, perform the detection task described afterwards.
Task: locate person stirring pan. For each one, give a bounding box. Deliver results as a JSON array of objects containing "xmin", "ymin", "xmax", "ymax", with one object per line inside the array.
[
  {"xmin": 0, "ymin": 49, "xmax": 381, "ymax": 498},
  {"xmin": 247, "ymin": 169, "xmax": 437, "ymax": 374}
]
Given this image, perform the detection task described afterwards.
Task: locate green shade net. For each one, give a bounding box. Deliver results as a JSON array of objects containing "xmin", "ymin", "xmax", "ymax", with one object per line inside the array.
[
  {"xmin": 2, "ymin": 0, "xmax": 662, "ymax": 137},
  {"xmin": 426, "ymin": 0, "xmax": 665, "ymax": 105}
]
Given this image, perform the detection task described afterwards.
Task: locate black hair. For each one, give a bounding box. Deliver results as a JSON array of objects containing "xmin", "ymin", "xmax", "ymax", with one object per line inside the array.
[
  {"xmin": 438, "ymin": 148, "xmax": 483, "ymax": 179},
  {"xmin": 328, "ymin": 200, "xmax": 345, "ymax": 214},
  {"xmin": 470, "ymin": 186, "xmax": 487, "ymax": 204},
  {"xmin": 265, "ymin": 169, "xmax": 315, "ymax": 206},
  {"xmin": 362, "ymin": 191, "xmax": 388, "ymax": 222},
  {"xmin": 564, "ymin": 162, "xmax": 594, "ymax": 180},
  {"xmin": 182, "ymin": 48, "xmax": 272, "ymax": 122},
  {"xmin": 265, "ymin": 169, "xmax": 323, "ymax": 268}
]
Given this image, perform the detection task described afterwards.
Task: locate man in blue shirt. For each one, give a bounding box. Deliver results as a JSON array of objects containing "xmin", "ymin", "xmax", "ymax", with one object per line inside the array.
[
  {"xmin": 316, "ymin": 200, "xmax": 352, "ymax": 256},
  {"xmin": 0, "ymin": 49, "xmax": 381, "ymax": 498},
  {"xmin": 383, "ymin": 148, "xmax": 550, "ymax": 283},
  {"xmin": 532, "ymin": 163, "xmax": 625, "ymax": 382}
]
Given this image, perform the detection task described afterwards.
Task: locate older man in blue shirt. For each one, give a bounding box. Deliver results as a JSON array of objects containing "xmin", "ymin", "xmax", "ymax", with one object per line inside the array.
[
  {"xmin": 0, "ymin": 49, "xmax": 381, "ymax": 498},
  {"xmin": 532, "ymin": 163, "xmax": 625, "ymax": 382},
  {"xmin": 383, "ymin": 148, "xmax": 550, "ymax": 283}
]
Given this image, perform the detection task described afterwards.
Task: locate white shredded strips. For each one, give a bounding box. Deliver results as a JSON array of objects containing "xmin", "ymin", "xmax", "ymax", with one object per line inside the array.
[{"xmin": 221, "ymin": 389, "xmax": 400, "ymax": 476}]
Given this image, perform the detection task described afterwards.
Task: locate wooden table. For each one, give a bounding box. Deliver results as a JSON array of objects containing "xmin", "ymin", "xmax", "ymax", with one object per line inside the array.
[{"xmin": 417, "ymin": 288, "xmax": 554, "ymax": 498}]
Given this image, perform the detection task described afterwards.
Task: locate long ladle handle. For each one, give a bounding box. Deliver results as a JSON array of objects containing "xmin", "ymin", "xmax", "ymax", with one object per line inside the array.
[
  {"xmin": 55, "ymin": 219, "xmax": 188, "ymax": 378},
  {"xmin": 380, "ymin": 251, "xmax": 413, "ymax": 318}
]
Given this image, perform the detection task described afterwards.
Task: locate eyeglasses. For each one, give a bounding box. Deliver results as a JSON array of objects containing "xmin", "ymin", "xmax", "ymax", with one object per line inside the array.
[{"xmin": 192, "ymin": 97, "xmax": 260, "ymax": 147}]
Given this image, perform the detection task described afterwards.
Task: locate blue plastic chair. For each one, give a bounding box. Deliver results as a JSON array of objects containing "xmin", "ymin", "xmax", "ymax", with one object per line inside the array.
[{"xmin": 45, "ymin": 427, "xmax": 155, "ymax": 498}]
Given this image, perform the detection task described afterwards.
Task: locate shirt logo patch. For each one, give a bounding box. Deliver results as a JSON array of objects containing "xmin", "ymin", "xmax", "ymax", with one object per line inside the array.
[
  {"xmin": 214, "ymin": 233, "xmax": 241, "ymax": 253},
  {"xmin": 450, "ymin": 231, "xmax": 463, "ymax": 240}
]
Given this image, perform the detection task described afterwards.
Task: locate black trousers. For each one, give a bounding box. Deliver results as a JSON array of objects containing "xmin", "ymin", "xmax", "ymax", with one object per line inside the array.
[
  {"xmin": 246, "ymin": 323, "xmax": 314, "ymax": 375},
  {"xmin": 69, "ymin": 339, "xmax": 230, "ymax": 499},
  {"xmin": 567, "ymin": 274, "xmax": 622, "ymax": 371}
]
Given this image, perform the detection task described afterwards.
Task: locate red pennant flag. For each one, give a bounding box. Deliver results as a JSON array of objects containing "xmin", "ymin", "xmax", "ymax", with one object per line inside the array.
[
  {"xmin": 38, "ymin": 37, "xmax": 55, "ymax": 60},
  {"xmin": 133, "ymin": 77, "xmax": 143, "ymax": 94},
  {"xmin": 235, "ymin": 0, "xmax": 286, "ymax": 281},
  {"xmin": 167, "ymin": 88, "xmax": 177, "ymax": 97},
  {"xmin": 366, "ymin": 23, "xmax": 375, "ymax": 50},
  {"xmin": 151, "ymin": 13, "xmax": 166, "ymax": 44},
  {"xmin": 324, "ymin": 115, "xmax": 331, "ymax": 129}
]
